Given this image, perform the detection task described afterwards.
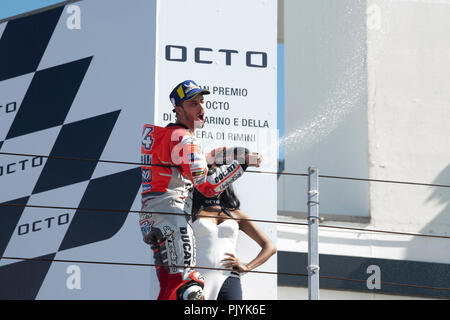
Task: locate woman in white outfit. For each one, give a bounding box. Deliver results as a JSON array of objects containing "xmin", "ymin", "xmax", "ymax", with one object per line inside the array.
[{"xmin": 191, "ymin": 184, "xmax": 276, "ymax": 300}]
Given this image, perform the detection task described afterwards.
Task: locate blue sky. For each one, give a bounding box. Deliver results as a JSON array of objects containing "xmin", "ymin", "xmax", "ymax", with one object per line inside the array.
[{"xmin": 0, "ymin": 0, "xmax": 65, "ymax": 21}]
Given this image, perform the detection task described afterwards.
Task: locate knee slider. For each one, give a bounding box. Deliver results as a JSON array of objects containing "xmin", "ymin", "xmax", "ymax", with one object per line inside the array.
[{"xmin": 176, "ymin": 271, "xmax": 205, "ymax": 300}]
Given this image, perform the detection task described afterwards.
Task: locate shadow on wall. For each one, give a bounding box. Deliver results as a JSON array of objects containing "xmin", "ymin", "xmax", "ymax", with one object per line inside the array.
[
  {"xmin": 399, "ymin": 163, "xmax": 450, "ymax": 266},
  {"xmin": 422, "ymin": 163, "xmax": 450, "ymax": 236}
]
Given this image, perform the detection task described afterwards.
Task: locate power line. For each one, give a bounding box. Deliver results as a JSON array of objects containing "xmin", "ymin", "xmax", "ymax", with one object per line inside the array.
[
  {"xmin": 0, "ymin": 201, "xmax": 309, "ymax": 227},
  {"xmin": 318, "ymin": 174, "xmax": 450, "ymax": 189},
  {"xmin": 1, "ymin": 151, "xmax": 449, "ymax": 188},
  {"xmin": 1, "ymin": 202, "xmax": 450, "ymax": 240},
  {"xmin": 318, "ymin": 274, "xmax": 450, "ymax": 293},
  {"xmin": 0, "ymin": 1, "xmax": 448, "ymax": 300},
  {"xmin": 2, "ymin": 151, "xmax": 450, "ymax": 296},
  {"xmin": 317, "ymin": 223, "xmax": 450, "ymax": 240},
  {"xmin": 0, "ymin": 255, "xmax": 301, "ymax": 278},
  {"xmin": 247, "ymin": 169, "xmax": 308, "ymax": 177},
  {"xmin": 0, "ymin": 151, "xmax": 148, "ymax": 167}
]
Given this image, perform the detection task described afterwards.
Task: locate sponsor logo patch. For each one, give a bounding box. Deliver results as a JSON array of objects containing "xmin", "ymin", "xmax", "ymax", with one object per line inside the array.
[
  {"xmin": 139, "ymin": 219, "xmax": 153, "ymax": 236},
  {"xmin": 191, "ymin": 169, "xmax": 205, "ymax": 177},
  {"xmin": 142, "ymin": 168, "xmax": 152, "ymax": 183}
]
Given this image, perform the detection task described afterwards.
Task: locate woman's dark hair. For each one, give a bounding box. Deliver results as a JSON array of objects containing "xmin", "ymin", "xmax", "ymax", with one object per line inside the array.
[
  {"xmin": 191, "ymin": 184, "xmax": 240, "ymax": 217},
  {"xmin": 220, "ymin": 184, "xmax": 240, "ymax": 210}
]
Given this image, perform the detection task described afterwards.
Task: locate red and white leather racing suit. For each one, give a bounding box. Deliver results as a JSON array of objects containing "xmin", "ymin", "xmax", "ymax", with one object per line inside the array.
[{"xmin": 139, "ymin": 123, "xmax": 247, "ymax": 300}]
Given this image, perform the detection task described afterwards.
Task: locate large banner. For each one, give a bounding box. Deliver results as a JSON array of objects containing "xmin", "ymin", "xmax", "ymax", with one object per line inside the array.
[
  {"xmin": 0, "ymin": 0, "xmax": 277, "ymax": 300},
  {"xmin": 155, "ymin": 0, "xmax": 278, "ymax": 300},
  {"xmin": 0, "ymin": 0, "xmax": 157, "ymax": 299}
]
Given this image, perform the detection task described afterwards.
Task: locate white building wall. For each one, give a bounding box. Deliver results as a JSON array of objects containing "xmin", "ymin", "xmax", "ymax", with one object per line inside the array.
[{"xmin": 279, "ymin": 0, "xmax": 450, "ymax": 299}]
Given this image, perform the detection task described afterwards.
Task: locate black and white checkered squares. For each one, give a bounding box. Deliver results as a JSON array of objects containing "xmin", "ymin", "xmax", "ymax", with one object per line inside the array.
[{"xmin": 0, "ymin": 5, "xmax": 142, "ymax": 299}]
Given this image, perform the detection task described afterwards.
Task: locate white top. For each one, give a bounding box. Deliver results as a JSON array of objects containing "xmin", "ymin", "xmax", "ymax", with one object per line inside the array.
[{"xmin": 192, "ymin": 217, "xmax": 240, "ymax": 300}]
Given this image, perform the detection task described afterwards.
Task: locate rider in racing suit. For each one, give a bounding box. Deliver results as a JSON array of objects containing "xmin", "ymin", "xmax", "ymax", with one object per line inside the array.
[{"xmin": 139, "ymin": 80, "xmax": 258, "ymax": 300}]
